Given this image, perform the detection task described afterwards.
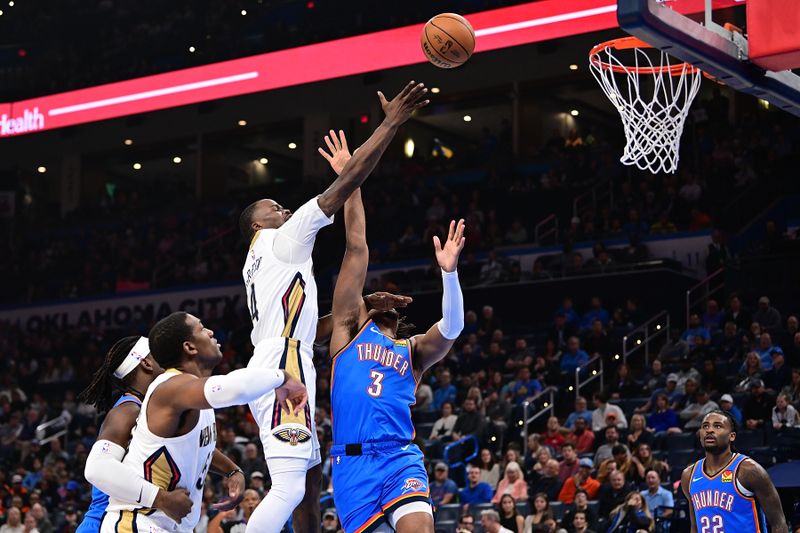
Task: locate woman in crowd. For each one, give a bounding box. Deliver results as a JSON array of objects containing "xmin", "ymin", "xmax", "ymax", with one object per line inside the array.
[
  {"xmin": 772, "ymin": 392, "xmax": 800, "ymax": 429},
  {"xmin": 492, "ymin": 461, "xmax": 528, "ymax": 505},
  {"xmin": 606, "ymin": 491, "xmax": 655, "ymax": 532},
  {"xmin": 523, "ymin": 492, "xmax": 554, "ymax": 532},
  {"xmin": 498, "ymin": 494, "xmax": 524, "ymax": 533},
  {"xmin": 736, "ymin": 351, "xmax": 763, "ymax": 391},
  {"xmin": 629, "ymin": 443, "xmax": 668, "ymax": 488},
  {"xmin": 626, "ymin": 414, "xmax": 654, "ymax": 449},
  {"xmin": 560, "ymin": 489, "xmax": 597, "ymax": 533},
  {"xmin": 479, "ymin": 448, "xmax": 501, "ymax": 489},
  {"xmin": 609, "ymin": 363, "xmax": 641, "ymax": 399}
]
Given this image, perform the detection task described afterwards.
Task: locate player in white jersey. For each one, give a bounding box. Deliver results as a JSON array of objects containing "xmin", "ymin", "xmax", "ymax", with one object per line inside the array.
[
  {"xmin": 101, "ymin": 312, "xmax": 308, "ymax": 533},
  {"xmin": 238, "ymin": 80, "xmax": 429, "ymax": 533}
]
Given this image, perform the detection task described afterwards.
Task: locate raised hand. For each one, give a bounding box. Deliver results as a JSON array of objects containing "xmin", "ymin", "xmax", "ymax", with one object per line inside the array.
[
  {"xmin": 378, "ymin": 81, "xmax": 430, "ymax": 128},
  {"xmin": 433, "ymin": 219, "xmax": 466, "ymax": 273},
  {"xmin": 275, "ymin": 374, "xmax": 308, "ymax": 416},
  {"xmin": 317, "ymin": 129, "xmax": 351, "ymax": 176},
  {"xmin": 210, "ymin": 470, "xmax": 245, "ymax": 512},
  {"xmin": 365, "ymin": 292, "xmax": 413, "ymax": 312}
]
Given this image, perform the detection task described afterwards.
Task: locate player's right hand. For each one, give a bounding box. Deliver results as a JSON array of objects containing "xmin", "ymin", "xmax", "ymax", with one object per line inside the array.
[
  {"xmin": 276, "ymin": 374, "xmax": 308, "ymax": 416},
  {"xmin": 155, "ymin": 488, "xmax": 192, "ymax": 523},
  {"xmin": 378, "ymin": 81, "xmax": 429, "ymax": 127}
]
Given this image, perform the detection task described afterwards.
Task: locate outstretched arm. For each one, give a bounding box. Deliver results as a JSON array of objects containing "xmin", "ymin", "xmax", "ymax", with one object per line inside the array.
[
  {"xmin": 329, "ymin": 188, "xmax": 370, "ymax": 355},
  {"xmin": 316, "ymin": 81, "xmax": 429, "ymax": 217},
  {"xmin": 739, "ymin": 458, "xmax": 789, "ymax": 533},
  {"xmin": 412, "ymin": 219, "xmax": 466, "ymax": 374},
  {"xmin": 316, "ymin": 293, "xmax": 413, "ymax": 344}
]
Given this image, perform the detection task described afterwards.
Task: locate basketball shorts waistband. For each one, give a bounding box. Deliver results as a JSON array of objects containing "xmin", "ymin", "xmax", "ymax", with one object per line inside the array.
[{"xmin": 331, "ymin": 440, "xmax": 412, "ymax": 456}]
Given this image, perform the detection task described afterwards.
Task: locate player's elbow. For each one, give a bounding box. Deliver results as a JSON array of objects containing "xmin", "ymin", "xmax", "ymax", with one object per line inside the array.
[{"xmin": 345, "ymin": 241, "xmax": 368, "ymax": 255}]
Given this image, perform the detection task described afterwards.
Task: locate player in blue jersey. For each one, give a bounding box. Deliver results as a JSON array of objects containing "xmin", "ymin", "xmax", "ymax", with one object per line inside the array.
[
  {"xmin": 681, "ymin": 410, "xmax": 787, "ymax": 533},
  {"xmin": 319, "ymin": 131, "xmax": 465, "ymax": 533}
]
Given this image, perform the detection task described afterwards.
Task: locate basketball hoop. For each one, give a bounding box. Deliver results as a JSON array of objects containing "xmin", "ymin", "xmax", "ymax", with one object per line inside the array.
[{"xmin": 589, "ymin": 36, "xmax": 702, "ymax": 174}]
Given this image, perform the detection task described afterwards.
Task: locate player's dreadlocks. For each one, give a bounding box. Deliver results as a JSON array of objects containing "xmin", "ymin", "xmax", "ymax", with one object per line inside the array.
[
  {"xmin": 77, "ymin": 336, "xmax": 142, "ymax": 412},
  {"xmin": 239, "ymin": 201, "xmax": 260, "ymax": 241},
  {"xmin": 149, "ymin": 311, "xmax": 193, "ymax": 370}
]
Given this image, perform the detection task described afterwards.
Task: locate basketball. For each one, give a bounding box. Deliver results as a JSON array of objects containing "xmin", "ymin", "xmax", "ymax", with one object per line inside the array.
[{"xmin": 421, "ymin": 13, "xmax": 475, "ymax": 69}]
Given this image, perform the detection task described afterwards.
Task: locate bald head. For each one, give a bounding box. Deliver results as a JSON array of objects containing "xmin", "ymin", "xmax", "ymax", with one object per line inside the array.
[{"xmin": 239, "ymin": 199, "xmax": 292, "ymax": 240}]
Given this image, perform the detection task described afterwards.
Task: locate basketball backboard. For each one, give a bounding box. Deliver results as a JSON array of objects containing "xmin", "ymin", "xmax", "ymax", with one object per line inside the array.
[{"xmin": 618, "ymin": 0, "xmax": 800, "ymax": 116}]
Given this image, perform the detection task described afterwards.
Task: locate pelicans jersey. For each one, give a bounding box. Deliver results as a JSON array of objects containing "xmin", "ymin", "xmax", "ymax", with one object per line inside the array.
[
  {"xmin": 102, "ymin": 371, "xmax": 217, "ymax": 533},
  {"xmin": 242, "ymin": 197, "xmax": 333, "ymax": 466},
  {"xmin": 77, "ymin": 394, "xmax": 141, "ymax": 533},
  {"xmin": 330, "ymin": 320, "xmax": 430, "ymax": 533},
  {"xmin": 688, "ymin": 453, "xmax": 767, "ymax": 533}
]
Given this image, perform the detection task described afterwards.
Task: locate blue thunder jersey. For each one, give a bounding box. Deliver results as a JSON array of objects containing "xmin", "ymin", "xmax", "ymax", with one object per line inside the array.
[
  {"xmin": 688, "ymin": 453, "xmax": 767, "ymax": 533},
  {"xmin": 77, "ymin": 394, "xmax": 142, "ymax": 532},
  {"xmin": 331, "ymin": 320, "xmax": 418, "ymax": 444}
]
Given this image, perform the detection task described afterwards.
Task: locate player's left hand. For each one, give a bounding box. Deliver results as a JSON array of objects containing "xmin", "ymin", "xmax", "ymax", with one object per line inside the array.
[
  {"xmin": 212, "ymin": 469, "xmax": 246, "ymax": 512},
  {"xmin": 433, "ymin": 219, "xmax": 466, "ymax": 273},
  {"xmin": 364, "ymin": 292, "xmax": 413, "ymax": 311},
  {"xmin": 317, "ymin": 129, "xmax": 351, "ymax": 176}
]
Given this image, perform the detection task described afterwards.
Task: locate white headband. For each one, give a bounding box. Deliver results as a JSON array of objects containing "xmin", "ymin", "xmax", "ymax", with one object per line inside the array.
[{"xmin": 113, "ymin": 337, "xmax": 150, "ymax": 379}]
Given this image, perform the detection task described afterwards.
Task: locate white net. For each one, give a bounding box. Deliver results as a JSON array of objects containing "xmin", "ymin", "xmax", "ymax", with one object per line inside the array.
[{"xmin": 589, "ymin": 39, "xmax": 702, "ymax": 174}]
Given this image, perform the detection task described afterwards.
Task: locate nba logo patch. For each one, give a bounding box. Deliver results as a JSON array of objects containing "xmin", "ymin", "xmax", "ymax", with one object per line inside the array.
[
  {"xmin": 721, "ymin": 470, "xmax": 733, "ymax": 483},
  {"xmin": 402, "ymin": 478, "xmax": 424, "ymax": 494}
]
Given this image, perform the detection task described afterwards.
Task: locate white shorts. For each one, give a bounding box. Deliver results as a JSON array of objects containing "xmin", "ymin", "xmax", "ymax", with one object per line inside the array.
[
  {"xmin": 100, "ymin": 509, "xmax": 177, "ymax": 533},
  {"xmin": 248, "ymin": 337, "xmax": 320, "ymax": 469}
]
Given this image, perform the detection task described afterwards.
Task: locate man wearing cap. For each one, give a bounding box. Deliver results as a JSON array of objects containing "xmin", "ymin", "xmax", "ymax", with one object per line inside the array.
[
  {"xmin": 743, "ymin": 379, "xmax": 772, "ymax": 430},
  {"xmin": 754, "ymin": 296, "xmax": 782, "ymax": 332},
  {"xmin": 558, "ymin": 458, "xmax": 600, "ymax": 504},
  {"xmin": 250, "ymin": 472, "xmax": 267, "ymax": 496},
  {"xmin": 718, "ymin": 394, "xmax": 742, "ymax": 426},
  {"xmin": 430, "ymin": 463, "xmax": 458, "ymax": 508},
  {"xmin": 321, "ymin": 509, "xmax": 340, "ymax": 533}
]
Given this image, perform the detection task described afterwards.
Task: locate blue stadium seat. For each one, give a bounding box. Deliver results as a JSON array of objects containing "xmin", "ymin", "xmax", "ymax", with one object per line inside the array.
[
  {"xmin": 735, "ymin": 429, "xmax": 764, "ymax": 452},
  {"xmin": 550, "ymin": 501, "xmax": 564, "ymax": 520},
  {"xmin": 665, "ymin": 432, "xmax": 697, "ymax": 451},
  {"xmin": 436, "ymin": 504, "xmax": 461, "ymax": 523},
  {"xmin": 470, "ymin": 502, "xmax": 495, "ymax": 522},
  {"xmin": 668, "ymin": 448, "xmax": 701, "ymax": 468},
  {"xmin": 516, "ymin": 501, "xmax": 530, "ymax": 516},
  {"xmin": 435, "ymin": 520, "xmax": 457, "ymax": 533}
]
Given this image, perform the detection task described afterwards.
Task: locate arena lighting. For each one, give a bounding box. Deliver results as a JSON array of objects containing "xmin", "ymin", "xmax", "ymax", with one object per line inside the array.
[
  {"xmin": 403, "ymin": 138, "xmax": 415, "ymax": 158},
  {"xmin": 568, "ymin": 386, "xmax": 574, "ymax": 391},
  {"xmin": 188, "ymin": 46, "xmax": 196, "ymax": 53},
  {"xmin": 0, "ymin": 0, "xmax": 742, "ymax": 138},
  {"xmin": 656, "ymin": 324, "xmax": 662, "ymax": 330},
  {"xmin": 359, "ymin": 114, "xmax": 369, "ymax": 124},
  {"xmin": 636, "ymin": 339, "xmax": 642, "ymax": 345},
  {"xmin": 569, "ymin": 64, "xmax": 579, "ymax": 70},
  {"xmin": 518, "ymin": 420, "xmax": 523, "ymax": 426},
  {"xmin": 463, "ymin": 115, "xmax": 472, "ymax": 122},
  {"xmin": 614, "ymin": 354, "xmax": 620, "ymax": 360},
  {"xmin": 237, "ymin": 119, "xmax": 247, "ymax": 126},
  {"xmin": 132, "ymin": 163, "xmax": 142, "ymax": 170},
  {"xmin": 570, "ymin": 109, "xmax": 579, "ymax": 116},
  {"xmin": 240, "ymin": 9, "xmax": 247, "ymax": 16},
  {"xmin": 123, "ymin": 138, "xmax": 133, "ymax": 145},
  {"xmin": 288, "ymin": 142, "xmax": 297, "ymax": 149},
  {"xmin": 37, "ymin": 166, "xmax": 46, "ymax": 173},
  {"xmin": 430, "ymin": 87, "xmax": 440, "ymax": 94},
  {"xmin": 172, "ymin": 156, "xmax": 182, "ymax": 164},
  {"xmin": 259, "ymin": 157, "xmax": 268, "ymax": 164},
  {"xmin": 7, "ymin": 1, "xmax": 12, "ymax": 6},
  {"xmin": 0, "ymin": 10, "xmax": 4, "ymax": 16}
]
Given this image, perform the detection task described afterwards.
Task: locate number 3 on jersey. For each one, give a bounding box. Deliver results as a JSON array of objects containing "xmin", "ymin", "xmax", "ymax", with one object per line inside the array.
[
  {"xmin": 367, "ymin": 370, "xmax": 384, "ymax": 398},
  {"xmin": 700, "ymin": 515, "xmax": 723, "ymax": 533},
  {"xmin": 248, "ymin": 283, "xmax": 259, "ymax": 322}
]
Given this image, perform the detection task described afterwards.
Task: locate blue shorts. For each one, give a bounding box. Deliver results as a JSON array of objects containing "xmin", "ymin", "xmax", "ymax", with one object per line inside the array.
[
  {"xmin": 331, "ymin": 441, "xmax": 431, "ymax": 533},
  {"xmin": 76, "ymin": 515, "xmax": 102, "ymax": 533}
]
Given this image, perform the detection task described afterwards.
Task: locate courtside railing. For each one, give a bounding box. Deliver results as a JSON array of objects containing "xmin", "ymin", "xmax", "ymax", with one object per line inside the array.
[
  {"xmin": 622, "ymin": 310, "xmax": 670, "ymax": 367},
  {"xmin": 534, "ymin": 214, "xmax": 559, "ymax": 245},
  {"xmin": 574, "ymin": 354, "xmax": 604, "ymax": 402},
  {"xmin": 522, "ymin": 386, "xmax": 557, "ymax": 456},
  {"xmin": 685, "ymin": 268, "xmax": 725, "ymax": 328}
]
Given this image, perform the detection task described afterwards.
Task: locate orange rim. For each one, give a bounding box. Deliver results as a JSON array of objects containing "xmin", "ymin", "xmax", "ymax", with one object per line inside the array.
[{"xmin": 589, "ymin": 36, "xmax": 701, "ymax": 76}]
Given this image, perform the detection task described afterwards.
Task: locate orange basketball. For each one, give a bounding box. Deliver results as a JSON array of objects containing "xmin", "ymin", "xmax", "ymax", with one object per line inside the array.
[{"xmin": 421, "ymin": 13, "xmax": 475, "ymax": 69}]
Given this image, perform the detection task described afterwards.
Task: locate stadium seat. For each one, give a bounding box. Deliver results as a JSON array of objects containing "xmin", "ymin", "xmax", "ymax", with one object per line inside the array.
[
  {"xmin": 470, "ymin": 502, "xmax": 495, "ymax": 522},
  {"xmin": 516, "ymin": 501, "xmax": 530, "ymax": 516},
  {"xmin": 435, "ymin": 520, "xmax": 457, "ymax": 533},
  {"xmin": 735, "ymin": 429, "xmax": 764, "ymax": 452},
  {"xmin": 436, "ymin": 503, "xmax": 461, "ymax": 523},
  {"xmin": 416, "ymin": 422, "xmax": 435, "ymax": 439},
  {"xmin": 668, "ymin": 448, "xmax": 701, "ymax": 468},
  {"xmin": 665, "ymin": 432, "xmax": 697, "ymax": 451},
  {"xmin": 550, "ymin": 501, "xmax": 564, "ymax": 520}
]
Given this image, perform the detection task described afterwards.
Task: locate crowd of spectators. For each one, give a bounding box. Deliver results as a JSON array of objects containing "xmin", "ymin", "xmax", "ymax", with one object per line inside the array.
[{"xmin": 0, "ymin": 255, "xmax": 797, "ymax": 532}]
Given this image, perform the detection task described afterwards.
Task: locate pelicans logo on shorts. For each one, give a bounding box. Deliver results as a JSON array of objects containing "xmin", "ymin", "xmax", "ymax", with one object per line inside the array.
[
  {"xmin": 401, "ymin": 478, "xmax": 425, "ymax": 494},
  {"xmin": 721, "ymin": 470, "xmax": 733, "ymax": 483},
  {"xmin": 273, "ymin": 426, "xmax": 312, "ymax": 447}
]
